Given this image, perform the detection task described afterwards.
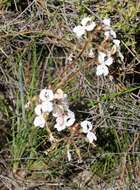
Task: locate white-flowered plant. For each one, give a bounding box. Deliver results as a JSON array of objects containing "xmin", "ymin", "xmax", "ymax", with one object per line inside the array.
[
  {"xmin": 103, "ymin": 18, "xmax": 117, "ymax": 39},
  {"xmin": 33, "ymin": 115, "xmax": 46, "ymax": 128},
  {"xmin": 113, "ymin": 39, "xmax": 124, "ymax": 61},
  {"xmin": 102, "ymin": 18, "xmax": 111, "ymax": 27},
  {"xmin": 96, "ymin": 51, "xmax": 113, "ymax": 76},
  {"xmin": 31, "ymin": 87, "xmax": 97, "ymax": 148},
  {"xmin": 33, "ymin": 88, "xmax": 54, "ymax": 128},
  {"xmin": 80, "ymin": 120, "xmax": 97, "ymax": 143},
  {"xmin": 73, "ymin": 17, "xmax": 96, "ymax": 38},
  {"xmin": 25, "ymin": 16, "xmax": 124, "ymax": 161},
  {"xmin": 33, "ymin": 88, "xmax": 72, "ymax": 129},
  {"xmin": 54, "ymin": 109, "xmax": 75, "ymax": 131},
  {"xmin": 73, "ymin": 16, "xmax": 123, "ymax": 76},
  {"xmin": 39, "ymin": 89, "xmax": 54, "ymax": 102}
]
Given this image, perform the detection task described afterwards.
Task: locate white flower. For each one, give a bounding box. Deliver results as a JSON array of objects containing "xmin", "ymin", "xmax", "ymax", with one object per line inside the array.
[
  {"xmin": 80, "ymin": 120, "xmax": 92, "ymax": 133},
  {"xmin": 41, "ymin": 101, "xmax": 53, "ymax": 113},
  {"xmin": 98, "ymin": 52, "xmax": 106, "ymax": 64},
  {"xmin": 54, "ymin": 122, "xmax": 66, "ymax": 131},
  {"xmin": 35, "ymin": 104, "xmax": 42, "ymax": 115},
  {"xmin": 73, "ymin": 25, "xmax": 85, "ymax": 38},
  {"xmin": 39, "ymin": 89, "xmax": 54, "ymax": 102},
  {"xmin": 105, "ymin": 57, "xmax": 113, "ymax": 66},
  {"xmin": 113, "ymin": 39, "xmax": 120, "ymax": 49},
  {"xmin": 81, "ymin": 17, "xmax": 96, "ymax": 31},
  {"xmin": 54, "ymin": 115, "xmax": 66, "ymax": 131},
  {"xmin": 34, "ymin": 115, "xmax": 45, "ymax": 128},
  {"xmin": 64, "ymin": 110, "xmax": 75, "ymax": 127},
  {"xmin": 87, "ymin": 131, "xmax": 97, "ymax": 143},
  {"xmin": 103, "ymin": 17, "xmax": 116, "ymax": 39},
  {"xmin": 73, "ymin": 17, "xmax": 96, "ymax": 38},
  {"xmin": 98, "ymin": 51, "xmax": 113, "ymax": 66},
  {"xmin": 96, "ymin": 64, "xmax": 109, "ymax": 76},
  {"xmin": 55, "ymin": 114, "xmax": 64, "ymax": 125},
  {"xmin": 112, "ymin": 39, "xmax": 124, "ymax": 60},
  {"xmin": 102, "ymin": 18, "xmax": 111, "ymax": 27},
  {"xmin": 80, "ymin": 120, "xmax": 97, "ymax": 143},
  {"xmin": 96, "ymin": 52, "xmax": 113, "ymax": 76},
  {"xmin": 104, "ymin": 29, "xmax": 116, "ymax": 39},
  {"xmin": 102, "ymin": 18, "xmax": 117, "ymax": 39},
  {"xmin": 54, "ymin": 110, "xmax": 75, "ymax": 131},
  {"xmin": 54, "ymin": 117, "xmax": 66, "ymax": 131}
]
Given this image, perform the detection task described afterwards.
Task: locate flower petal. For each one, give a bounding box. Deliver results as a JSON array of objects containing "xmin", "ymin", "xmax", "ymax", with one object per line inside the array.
[
  {"xmin": 80, "ymin": 120, "xmax": 92, "ymax": 133},
  {"xmin": 56, "ymin": 115, "xmax": 64, "ymax": 125},
  {"xmin": 104, "ymin": 57, "xmax": 113, "ymax": 66},
  {"xmin": 54, "ymin": 123, "xmax": 66, "ymax": 131},
  {"xmin": 54, "ymin": 114, "xmax": 66, "ymax": 131},
  {"xmin": 102, "ymin": 18, "xmax": 111, "ymax": 26},
  {"xmin": 41, "ymin": 101, "xmax": 53, "ymax": 113},
  {"xmin": 73, "ymin": 25, "xmax": 85, "ymax": 38},
  {"xmin": 64, "ymin": 110, "xmax": 75, "ymax": 127},
  {"xmin": 39, "ymin": 89, "xmax": 54, "ymax": 102},
  {"xmin": 104, "ymin": 29, "xmax": 116, "ymax": 39},
  {"xmin": 34, "ymin": 115, "xmax": 45, "ymax": 128},
  {"xmin": 113, "ymin": 39, "xmax": 120, "ymax": 49},
  {"xmin": 96, "ymin": 64, "xmax": 109, "ymax": 76},
  {"xmin": 85, "ymin": 22, "xmax": 96, "ymax": 31},
  {"xmin": 87, "ymin": 131, "xmax": 97, "ymax": 143},
  {"xmin": 98, "ymin": 51, "xmax": 106, "ymax": 64}
]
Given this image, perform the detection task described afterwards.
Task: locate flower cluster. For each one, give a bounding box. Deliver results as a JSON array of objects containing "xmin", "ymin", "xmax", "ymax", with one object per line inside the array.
[
  {"xmin": 80, "ymin": 120, "xmax": 97, "ymax": 143},
  {"xmin": 73, "ymin": 17, "xmax": 123, "ymax": 76},
  {"xmin": 34, "ymin": 88, "xmax": 75, "ymax": 131},
  {"xmin": 102, "ymin": 18, "xmax": 116, "ymax": 39},
  {"xmin": 96, "ymin": 51, "xmax": 113, "ymax": 76},
  {"xmin": 33, "ymin": 88, "xmax": 97, "ymax": 144},
  {"xmin": 33, "ymin": 89, "xmax": 54, "ymax": 128},
  {"xmin": 96, "ymin": 18, "xmax": 122, "ymax": 76},
  {"xmin": 73, "ymin": 17, "xmax": 96, "ymax": 38}
]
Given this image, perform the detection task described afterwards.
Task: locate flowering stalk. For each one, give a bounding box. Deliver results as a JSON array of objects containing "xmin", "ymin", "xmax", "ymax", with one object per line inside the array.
[
  {"xmin": 72, "ymin": 16, "xmax": 123, "ymax": 77},
  {"xmin": 25, "ymin": 16, "xmax": 124, "ymax": 161},
  {"xmin": 25, "ymin": 87, "xmax": 97, "ymax": 151}
]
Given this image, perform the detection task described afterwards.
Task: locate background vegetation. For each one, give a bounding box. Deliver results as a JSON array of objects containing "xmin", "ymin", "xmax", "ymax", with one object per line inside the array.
[{"xmin": 0, "ymin": 0, "xmax": 140, "ymax": 189}]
